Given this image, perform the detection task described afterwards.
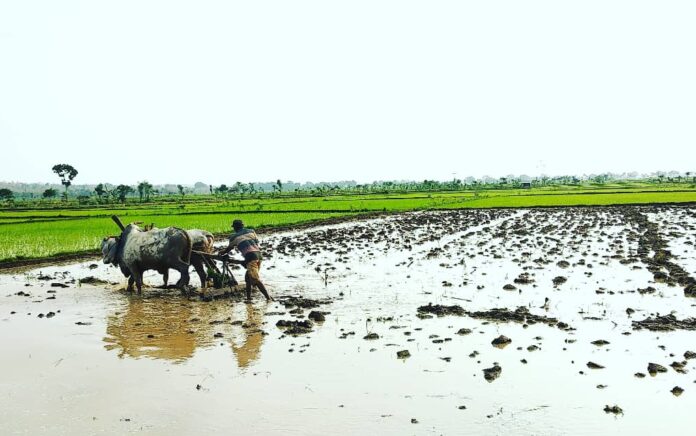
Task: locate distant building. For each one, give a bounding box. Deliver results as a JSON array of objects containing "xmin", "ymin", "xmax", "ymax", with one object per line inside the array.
[{"xmin": 520, "ymin": 182, "xmax": 532, "ymax": 189}]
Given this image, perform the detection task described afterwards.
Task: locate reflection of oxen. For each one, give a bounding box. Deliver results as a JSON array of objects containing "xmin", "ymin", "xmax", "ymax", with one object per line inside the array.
[
  {"xmin": 104, "ymin": 296, "xmax": 197, "ymax": 361},
  {"xmin": 104, "ymin": 296, "xmax": 265, "ymax": 368},
  {"xmin": 101, "ymin": 224, "xmax": 192, "ymax": 293},
  {"xmin": 161, "ymin": 229, "xmax": 214, "ymax": 289}
]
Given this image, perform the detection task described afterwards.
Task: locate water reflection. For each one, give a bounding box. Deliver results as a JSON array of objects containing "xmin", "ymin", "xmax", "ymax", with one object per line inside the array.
[
  {"xmin": 231, "ymin": 303, "xmax": 264, "ymax": 369},
  {"xmin": 103, "ymin": 296, "xmax": 265, "ymax": 368}
]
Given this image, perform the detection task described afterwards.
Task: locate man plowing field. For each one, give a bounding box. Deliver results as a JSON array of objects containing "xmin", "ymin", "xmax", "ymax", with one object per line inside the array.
[{"xmin": 218, "ymin": 219, "xmax": 272, "ymax": 301}]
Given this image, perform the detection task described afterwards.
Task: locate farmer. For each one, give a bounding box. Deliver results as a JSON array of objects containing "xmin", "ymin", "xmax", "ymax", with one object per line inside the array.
[{"xmin": 219, "ymin": 219, "xmax": 272, "ymax": 301}]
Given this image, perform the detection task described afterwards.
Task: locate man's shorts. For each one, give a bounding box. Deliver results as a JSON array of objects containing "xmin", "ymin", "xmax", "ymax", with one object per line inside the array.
[{"xmin": 245, "ymin": 260, "xmax": 261, "ymax": 281}]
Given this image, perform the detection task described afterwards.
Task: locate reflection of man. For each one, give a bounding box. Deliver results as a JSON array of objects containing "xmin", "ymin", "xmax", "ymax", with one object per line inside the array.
[
  {"xmin": 219, "ymin": 219, "xmax": 272, "ymax": 301},
  {"xmin": 231, "ymin": 304, "xmax": 264, "ymax": 369}
]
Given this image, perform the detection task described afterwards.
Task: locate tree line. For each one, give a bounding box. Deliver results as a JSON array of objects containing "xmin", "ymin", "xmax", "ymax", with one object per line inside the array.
[{"xmin": 0, "ymin": 164, "xmax": 694, "ymax": 206}]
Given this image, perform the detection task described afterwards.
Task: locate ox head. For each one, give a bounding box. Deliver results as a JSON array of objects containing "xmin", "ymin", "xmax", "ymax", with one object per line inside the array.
[{"xmin": 101, "ymin": 237, "xmax": 119, "ymax": 265}]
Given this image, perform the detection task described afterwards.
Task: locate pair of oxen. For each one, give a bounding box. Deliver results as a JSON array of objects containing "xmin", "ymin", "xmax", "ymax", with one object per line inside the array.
[{"xmin": 101, "ymin": 222, "xmax": 215, "ymax": 293}]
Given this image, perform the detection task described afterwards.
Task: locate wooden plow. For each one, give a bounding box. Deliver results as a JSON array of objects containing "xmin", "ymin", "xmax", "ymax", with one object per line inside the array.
[
  {"xmin": 192, "ymin": 251, "xmax": 246, "ymax": 300},
  {"xmin": 193, "ymin": 251, "xmax": 239, "ymax": 287}
]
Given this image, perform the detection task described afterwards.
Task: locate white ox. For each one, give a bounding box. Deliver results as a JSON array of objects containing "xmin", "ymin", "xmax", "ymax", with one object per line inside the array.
[{"xmin": 101, "ymin": 224, "xmax": 192, "ymax": 293}]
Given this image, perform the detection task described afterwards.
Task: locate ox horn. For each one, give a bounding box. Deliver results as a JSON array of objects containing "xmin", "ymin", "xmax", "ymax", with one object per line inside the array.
[{"xmin": 111, "ymin": 215, "xmax": 126, "ymax": 231}]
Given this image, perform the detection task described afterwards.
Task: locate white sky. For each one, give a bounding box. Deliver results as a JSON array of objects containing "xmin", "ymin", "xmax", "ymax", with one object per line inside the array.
[{"xmin": 1, "ymin": 1, "xmax": 694, "ymax": 185}]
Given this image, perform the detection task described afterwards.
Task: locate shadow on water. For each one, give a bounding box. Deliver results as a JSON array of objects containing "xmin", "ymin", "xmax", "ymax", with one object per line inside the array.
[{"xmin": 103, "ymin": 294, "xmax": 265, "ymax": 368}]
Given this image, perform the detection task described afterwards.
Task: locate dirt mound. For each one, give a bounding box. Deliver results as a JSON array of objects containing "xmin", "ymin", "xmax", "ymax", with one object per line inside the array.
[
  {"xmin": 417, "ymin": 303, "xmax": 465, "ymax": 317},
  {"xmin": 463, "ymin": 306, "xmax": 570, "ymax": 329},
  {"xmin": 483, "ymin": 365, "xmax": 502, "ymax": 382},
  {"xmin": 79, "ymin": 276, "xmax": 109, "ymax": 285},
  {"xmin": 276, "ymin": 319, "xmax": 314, "ymax": 335},
  {"xmin": 279, "ymin": 296, "xmax": 332, "ymax": 310},
  {"xmin": 632, "ymin": 314, "xmax": 696, "ymax": 331}
]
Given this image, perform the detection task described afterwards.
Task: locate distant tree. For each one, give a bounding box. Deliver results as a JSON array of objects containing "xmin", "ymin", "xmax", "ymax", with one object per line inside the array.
[
  {"xmin": 114, "ymin": 185, "xmax": 133, "ymax": 203},
  {"xmin": 137, "ymin": 181, "xmax": 153, "ymax": 202},
  {"xmin": 233, "ymin": 181, "xmax": 244, "ymax": 197},
  {"xmin": 52, "ymin": 164, "xmax": 78, "ymax": 200},
  {"xmin": 215, "ymin": 184, "xmax": 229, "ymax": 196},
  {"xmin": 177, "ymin": 184, "xmax": 185, "ymax": 198},
  {"xmin": 276, "ymin": 179, "xmax": 283, "ymax": 195},
  {"xmin": 95, "ymin": 183, "xmax": 106, "ymax": 197},
  {"xmin": 42, "ymin": 188, "xmax": 58, "ymax": 199},
  {"xmin": 94, "ymin": 183, "xmax": 110, "ymax": 202},
  {"xmin": 0, "ymin": 188, "xmax": 13, "ymax": 202}
]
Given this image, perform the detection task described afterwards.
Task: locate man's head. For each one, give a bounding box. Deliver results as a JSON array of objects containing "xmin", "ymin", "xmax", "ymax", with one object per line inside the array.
[{"xmin": 232, "ymin": 219, "xmax": 244, "ymax": 231}]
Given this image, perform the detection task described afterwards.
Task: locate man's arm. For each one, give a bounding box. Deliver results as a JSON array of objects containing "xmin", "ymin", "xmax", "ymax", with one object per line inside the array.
[{"xmin": 218, "ymin": 240, "xmax": 234, "ymax": 256}]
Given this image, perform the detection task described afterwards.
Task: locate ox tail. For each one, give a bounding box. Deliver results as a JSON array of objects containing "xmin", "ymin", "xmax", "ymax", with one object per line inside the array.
[{"xmin": 176, "ymin": 227, "xmax": 193, "ymax": 264}]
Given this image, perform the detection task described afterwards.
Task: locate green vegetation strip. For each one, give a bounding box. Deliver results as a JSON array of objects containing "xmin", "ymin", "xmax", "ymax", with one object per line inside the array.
[
  {"xmin": 0, "ymin": 212, "xmax": 358, "ymax": 263},
  {"xmin": 1, "ymin": 188, "xmax": 695, "ymax": 263}
]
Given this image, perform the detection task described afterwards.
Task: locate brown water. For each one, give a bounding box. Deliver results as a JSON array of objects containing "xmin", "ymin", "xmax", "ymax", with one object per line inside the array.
[{"xmin": 1, "ymin": 207, "xmax": 695, "ymax": 435}]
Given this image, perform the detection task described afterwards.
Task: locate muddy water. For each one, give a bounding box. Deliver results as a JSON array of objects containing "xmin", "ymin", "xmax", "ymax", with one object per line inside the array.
[{"xmin": 2, "ymin": 207, "xmax": 696, "ymax": 435}]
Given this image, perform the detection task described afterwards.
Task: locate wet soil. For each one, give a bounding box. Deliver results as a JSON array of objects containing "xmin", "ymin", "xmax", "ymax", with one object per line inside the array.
[{"xmin": 2, "ymin": 206, "xmax": 696, "ymax": 435}]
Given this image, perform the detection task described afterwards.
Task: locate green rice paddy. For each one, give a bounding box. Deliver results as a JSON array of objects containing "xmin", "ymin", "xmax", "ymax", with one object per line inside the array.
[{"xmin": 1, "ymin": 185, "xmax": 694, "ymax": 263}]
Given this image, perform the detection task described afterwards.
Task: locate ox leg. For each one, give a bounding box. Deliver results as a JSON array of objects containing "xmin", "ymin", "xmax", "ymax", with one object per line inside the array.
[
  {"xmin": 174, "ymin": 260, "xmax": 190, "ymax": 291},
  {"xmin": 161, "ymin": 269, "xmax": 169, "ymax": 288},
  {"xmin": 131, "ymin": 266, "xmax": 144, "ymax": 294},
  {"xmin": 127, "ymin": 276, "xmax": 135, "ymax": 293},
  {"xmin": 193, "ymin": 260, "xmax": 207, "ymax": 289}
]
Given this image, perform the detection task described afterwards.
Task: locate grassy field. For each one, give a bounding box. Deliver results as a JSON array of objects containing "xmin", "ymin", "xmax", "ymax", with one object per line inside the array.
[{"xmin": 1, "ymin": 185, "xmax": 695, "ymax": 263}]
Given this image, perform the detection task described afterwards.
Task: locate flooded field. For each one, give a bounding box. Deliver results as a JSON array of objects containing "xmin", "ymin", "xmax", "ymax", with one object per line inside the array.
[{"xmin": 2, "ymin": 206, "xmax": 696, "ymax": 435}]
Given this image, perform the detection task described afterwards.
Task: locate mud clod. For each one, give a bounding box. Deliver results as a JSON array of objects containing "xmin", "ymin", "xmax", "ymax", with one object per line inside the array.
[
  {"xmin": 604, "ymin": 405, "xmax": 623, "ymax": 415},
  {"xmin": 552, "ymin": 276, "xmax": 567, "ymax": 286},
  {"xmin": 491, "ymin": 335, "xmax": 512, "ymax": 347},
  {"xmin": 308, "ymin": 311, "xmax": 327, "ymax": 322},
  {"xmin": 464, "ymin": 306, "xmax": 568, "ymax": 329},
  {"xmin": 647, "ymin": 363, "xmax": 668, "ymax": 375},
  {"xmin": 417, "ymin": 303, "xmax": 465, "ymax": 317},
  {"xmin": 483, "ymin": 365, "xmax": 502, "ymax": 382},
  {"xmin": 79, "ymin": 276, "xmax": 108, "ymax": 285},
  {"xmin": 397, "ymin": 350, "xmax": 411, "ymax": 359},
  {"xmin": 632, "ymin": 314, "xmax": 696, "ymax": 331},
  {"xmin": 276, "ymin": 319, "xmax": 314, "ymax": 335},
  {"xmin": 279, "ymin": 296, "xmax": 332, "ymax": 310}
]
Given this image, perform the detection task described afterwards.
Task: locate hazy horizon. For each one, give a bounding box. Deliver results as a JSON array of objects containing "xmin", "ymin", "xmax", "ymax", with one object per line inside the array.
[
  {"xmin": 0, "ymin": 169, "xmax": 689, "ymax": 190},
  {"xmin": 2, "ymin": 1, "xmax": 695, "ymax": 185}
]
